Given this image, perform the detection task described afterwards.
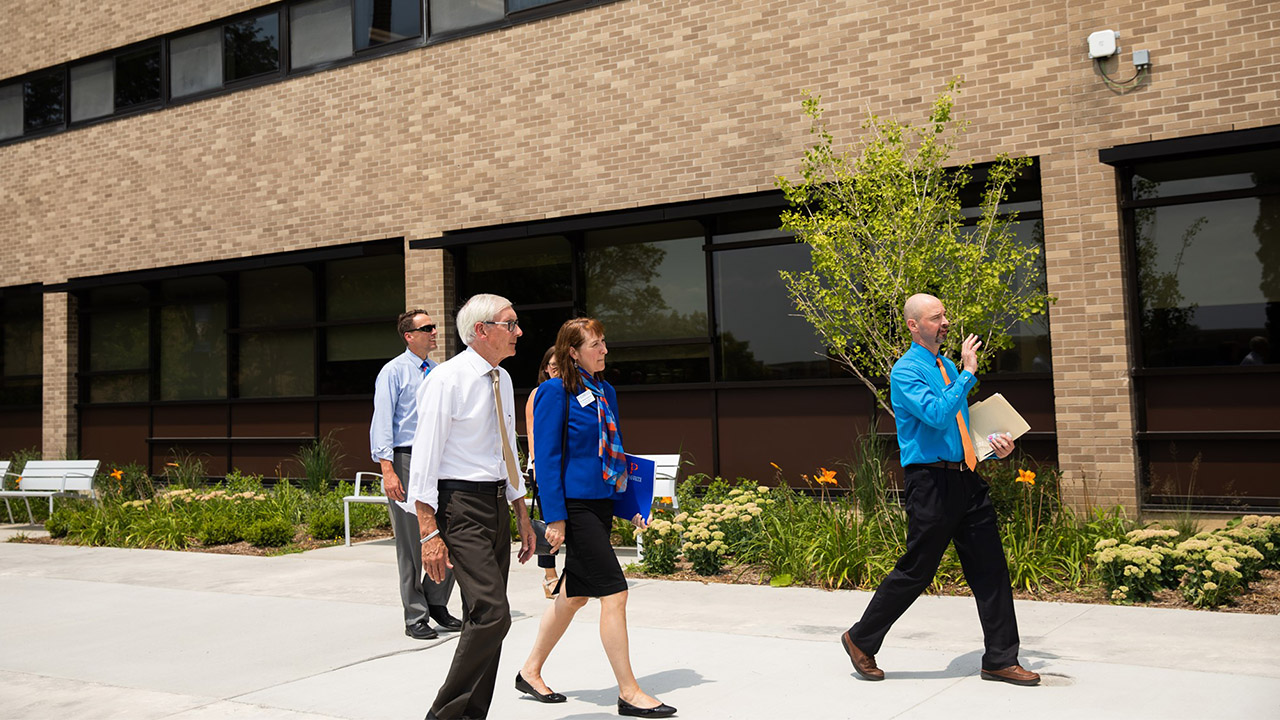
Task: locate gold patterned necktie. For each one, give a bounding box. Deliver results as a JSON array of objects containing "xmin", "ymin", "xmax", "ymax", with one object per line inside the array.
[
  {"xmin": 936, "ymin": 358, "xmax": 978, "ymax": 471},
  {"xmin": 489, "ymin": 369, "xmax": 521, "ymax": 490}
]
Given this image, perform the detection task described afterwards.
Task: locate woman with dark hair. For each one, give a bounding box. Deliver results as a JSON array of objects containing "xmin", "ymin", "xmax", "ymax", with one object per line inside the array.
[
  {"xmin": 515, "ymin": 317, "xmax": 676, "ymax": 718},
  {"xmin": 524, "ymin": 345, "xmax": 561, "ymax": 598}
]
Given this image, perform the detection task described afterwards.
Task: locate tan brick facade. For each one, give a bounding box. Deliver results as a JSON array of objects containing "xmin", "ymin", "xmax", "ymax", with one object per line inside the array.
[
  {"xmin": 40, "ymin": 292, "xmax": 77, "ymax": 459},
  {"xmin": 5, "ymin": 0, "xmax": 1280, "ymax": 511}
]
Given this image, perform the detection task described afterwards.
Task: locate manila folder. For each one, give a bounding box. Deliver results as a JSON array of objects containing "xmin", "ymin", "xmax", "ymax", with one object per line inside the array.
[{"xmin": 967, "ymin": 393, "xmax": 1031, "ymax": 461}]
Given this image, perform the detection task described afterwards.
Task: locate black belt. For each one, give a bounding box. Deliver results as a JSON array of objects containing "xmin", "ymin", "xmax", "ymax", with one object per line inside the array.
[
  {"xmin": 439, "ymin": 479, "xmax": 506, "ymax": 496},
  {"xmin": 913, "ymin": 460, "xmax": 965, "ymax": 471},
  {"xmin": 393, "ymin": 446, "xmax": 412, "ymax": 453}
]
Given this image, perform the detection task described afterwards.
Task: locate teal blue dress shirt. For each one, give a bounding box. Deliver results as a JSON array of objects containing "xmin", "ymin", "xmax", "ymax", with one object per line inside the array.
[{"xmin": 890, "ymin": 341, "xmax": 977, "ymax": 467}]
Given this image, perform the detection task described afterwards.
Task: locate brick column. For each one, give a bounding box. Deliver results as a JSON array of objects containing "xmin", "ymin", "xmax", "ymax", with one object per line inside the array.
[
  {"xmin": 1041, "ymin": 149, "xmax": 1140, "ymax": 515},
  {"xmin": 405, "ymin": 244, "xmax": 456, "ymax": 361},
  {"xmin": 41, "ymin": 292, "xmax": 78, "ymax": 460}
]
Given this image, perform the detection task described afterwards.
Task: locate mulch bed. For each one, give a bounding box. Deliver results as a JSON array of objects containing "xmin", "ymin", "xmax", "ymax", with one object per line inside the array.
[{"xmin": 623, "ymin": 562, "xmax": 1280, "ymax": 615}]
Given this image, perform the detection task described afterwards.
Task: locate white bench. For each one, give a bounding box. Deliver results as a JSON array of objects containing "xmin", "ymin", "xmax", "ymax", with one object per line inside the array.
[
  {"xmin": 342, "ymin": 471, "xmax": 387, "ymax": 547},
  {"xmin": 0, "ymin": 460, "xmax": 101, "ymax": 524}
]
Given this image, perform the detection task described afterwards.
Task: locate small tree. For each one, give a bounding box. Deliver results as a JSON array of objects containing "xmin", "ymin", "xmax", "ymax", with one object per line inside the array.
[{"xmin": 776, "ymin": 80, "xmax": 1052, "ymax": 417}]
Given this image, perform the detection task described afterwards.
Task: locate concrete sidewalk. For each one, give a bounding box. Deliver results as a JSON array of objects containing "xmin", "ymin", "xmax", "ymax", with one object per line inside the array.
[{"xmin": 1, "ymin": 522, "xmax": 1278, "ymax": 720}]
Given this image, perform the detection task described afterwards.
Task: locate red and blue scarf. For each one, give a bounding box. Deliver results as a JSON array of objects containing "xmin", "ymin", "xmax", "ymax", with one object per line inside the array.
[{"xmin": 580, "ymin": 370, "xmax": 628, "ymax": 491}]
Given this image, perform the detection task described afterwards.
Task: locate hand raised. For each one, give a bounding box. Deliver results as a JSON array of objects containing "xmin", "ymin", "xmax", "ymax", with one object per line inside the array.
[{"xmin": 960, "ymin": 334, "xmax": 982, "ymax": 375}]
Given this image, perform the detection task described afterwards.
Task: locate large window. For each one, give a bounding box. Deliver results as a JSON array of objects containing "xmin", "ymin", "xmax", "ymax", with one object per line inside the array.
[
  {"xmin": 0, "ymin": 69, "xmax": 64, "ymax": 140},
  {"xmin": 79, "ymin": 243, "xmax": 405, "ymax": 404},
  {"xmin": 1129, "ymin": 149, "xmax": 1280, "ymax": 367},
  {"xmin": 0, "ymin": 289, "xmax": 43, "ymax": 408}
]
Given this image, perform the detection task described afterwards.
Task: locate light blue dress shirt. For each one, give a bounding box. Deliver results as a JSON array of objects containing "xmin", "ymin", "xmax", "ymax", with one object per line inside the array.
[
  {"xmin": 890, "ymin": 341, "xmax": 978, "ymax": 467},
  {"xmin": 370, "ymin": 347, "xmax": 437, "ymax": 464}
]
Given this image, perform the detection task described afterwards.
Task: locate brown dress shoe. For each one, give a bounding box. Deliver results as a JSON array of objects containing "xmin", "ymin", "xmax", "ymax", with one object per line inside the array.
[
  {"xmin": 840, "ymin": 631, "xmax": 884, "ymax": 681},
  {"xmin": 981, "ymin": 665, "xmax": 1041, "ymax": 686}
]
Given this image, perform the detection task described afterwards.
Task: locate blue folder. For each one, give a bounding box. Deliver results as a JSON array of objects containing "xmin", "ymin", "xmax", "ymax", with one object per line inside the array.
[{"xmin": 613, "ymin": 454, "xmax": 656, "ymax": 521}]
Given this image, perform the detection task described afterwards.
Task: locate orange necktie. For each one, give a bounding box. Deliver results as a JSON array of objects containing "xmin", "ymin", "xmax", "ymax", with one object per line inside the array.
[{"xmin": 936, "ymin": 358, "xmax": 977, "ymax": 471}]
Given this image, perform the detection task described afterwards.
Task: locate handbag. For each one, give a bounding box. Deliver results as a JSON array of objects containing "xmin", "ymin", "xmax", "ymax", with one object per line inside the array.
[{"xmin": 529, "ymin": 384, "xmax": 571, "ymax": 556}]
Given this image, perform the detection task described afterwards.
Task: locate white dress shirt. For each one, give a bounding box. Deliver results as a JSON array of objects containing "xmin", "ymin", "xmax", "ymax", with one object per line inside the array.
[
  {"xmin": 407, "ymin": 347, "xmax": 526, "ymax": 511},
  {"xmin": 369, "ymin": 348, "xmax": 438, "ymax": 515}
]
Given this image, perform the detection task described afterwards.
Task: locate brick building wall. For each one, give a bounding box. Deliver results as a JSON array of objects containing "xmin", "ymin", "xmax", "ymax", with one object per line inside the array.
[{"xmin": 4, "ymin": 0, "xmax": 1280, "ymax": 511}]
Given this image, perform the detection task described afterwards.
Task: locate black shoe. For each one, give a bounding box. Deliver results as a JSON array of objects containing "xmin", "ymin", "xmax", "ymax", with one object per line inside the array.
[
  {"xmin": 405, "ymin": 619, "xmax": 438, "ymax": 640},
  {"xmin": 429, "ymin": 605, "xmax": 463, "ymax": 631},
  {"xmin": 618, "ymin": 697, "xmax": 676, "ymax": 717},
  {"xmin": 515, "ymin": 672, "xmax": 567, "ymax": 703}
]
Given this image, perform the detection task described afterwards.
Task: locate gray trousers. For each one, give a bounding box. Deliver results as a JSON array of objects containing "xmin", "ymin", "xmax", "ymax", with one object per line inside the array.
[{"xmin": 390, "ymin": 450, "xmax": 454, "ymax": 626}]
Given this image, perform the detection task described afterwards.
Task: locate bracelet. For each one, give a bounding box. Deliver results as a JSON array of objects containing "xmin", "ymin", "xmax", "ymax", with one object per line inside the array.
[{"xmin": 420, "ymin": 528, "xmax": 440, "ymax": 544}]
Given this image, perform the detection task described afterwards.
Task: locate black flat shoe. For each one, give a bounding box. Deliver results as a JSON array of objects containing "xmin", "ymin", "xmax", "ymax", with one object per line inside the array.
[
  {"xmin": 618, "ymin": 697, "xmax": 676, "ymax": 717},
  {"xmin": 428, "ymin": 605, "xmax": 463, "ymax": 631},
  {"xmin": 515, "ymin": 672, "xmax": 567, "ymax": 704}
]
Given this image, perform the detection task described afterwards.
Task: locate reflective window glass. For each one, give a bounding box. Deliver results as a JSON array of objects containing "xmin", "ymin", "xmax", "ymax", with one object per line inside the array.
[
  {"xmin": 714, "ymin": 243, "xmax": 832, "ymax": 381},
  {"xmin": 89, "ymin": 307, "xmax": 150, "ymax": 372},
  {"xmin": 429, "ymin": 0, "xmax": 504, "ymax": 35},
  {"xmin": 170, "ymin": 28, "xmax": 222, "ymax": 97},
  {"xmin": 508, "ymin": 0, "xmax": 561, "ymax": 11},
  {"xmin": 1135, "ymin": 196, "xmax": 1280, "ymax": 367},
  {"xmin": 0, "ymin": 83, "xmax": 21, "ymax": 140},
  {"xmin": 114, "ymin": 45, "xmax": 162, "ymax": 110},
  {"xmin": 23, "ymin": 70, "xmax": 64, "ymax": 132},
  {"xmin": 291, "ymin": 0, "xmax": 354, "ymax": 68},
  {"xmin": 240, "ymin": 266, "xmax": 315, "ymax": 326},
  {"xmin": 1132, "ymin": 150, "xmax": 1280, "ymax": 200},
  {"xmin": 584, "ymin": 221, "xmax": 708, "ymax": 342},
  {"xmin": 601, "ymin": 343, "xmax": 711, "ymax": 387},
  {"xmin": 239, "ymin": 330, "xmax": 314, "ymax": 397},
  {"xmin": 70, "ymin": 59, "xmax": 114, "ymax": 122},
  {"xmin": 89, "ymin": 374, "xmax": 149, "ymax": 403},
  {"xmin": 355, "ymin": 0, "xmax": 422, "ymax": 49},
  {"xmin": 325, "ymin": 254, "xmax": 404, "ymax": 321},
  {"xmin": 3, "ymin": 294, "xmax": 42, "ymax": 378},
  {"xmin": 159, "ymin": 277, "xmax": 227, "ymax": 400},
  {"xmin": 957, "ymin": 218, "xmax": 1051, "ymax": 373},
  {"xmin": 465, "ymin": 235, "xmax": 571, "ymax": 305},
  {"xmin": 327, "ymin": 322, "xmax": 401, "ymax": 361},
  {"xmin": 224, "ymin": 13, "xmax": 281, "ymax": 82}
]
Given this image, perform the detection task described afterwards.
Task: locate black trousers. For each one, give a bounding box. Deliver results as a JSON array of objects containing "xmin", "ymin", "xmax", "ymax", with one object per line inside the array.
[
  {"xmin": 848, "ymin": 464, "xmax": 1020, "ymax": 670},
  {"xmin": 430, "ymin": 481, "xmax": 512, "ymax": 720}
]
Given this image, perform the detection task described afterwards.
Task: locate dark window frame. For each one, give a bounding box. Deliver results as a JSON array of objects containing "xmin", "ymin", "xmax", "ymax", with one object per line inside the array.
[
  {"xmin": 0, "ymin": 284, "xmax": 44, "ymax": 411},
  {"xmin": 66, "ymin": 39, "xmax": 164, "ymax": 129}
]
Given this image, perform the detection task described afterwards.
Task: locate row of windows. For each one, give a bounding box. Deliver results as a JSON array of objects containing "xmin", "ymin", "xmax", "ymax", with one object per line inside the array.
[
  {"xmin": 459, "ymin": 177, "xmax": 1050, "ymax": 391},
  {"xmin": 79, "ymin": 251, "xmax": 405, "ymax": 404},
  {"xmin": 0, "ymin": 0, "xmax": 589, "ymax": 143}
]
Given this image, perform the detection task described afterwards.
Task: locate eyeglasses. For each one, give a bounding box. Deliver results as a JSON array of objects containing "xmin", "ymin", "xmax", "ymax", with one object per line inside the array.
[
  {"xmin": 408, "ymin": 324, "xmax": 437, "ymax": 334},
  {"xmin": 481, "ymin": 319, "xmax": 520, "ymax": 333}
]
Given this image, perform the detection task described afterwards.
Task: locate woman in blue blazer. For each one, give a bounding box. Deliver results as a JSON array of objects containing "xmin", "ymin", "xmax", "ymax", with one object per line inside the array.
[{"xmin": 515, "ymin": 317, "xmax": 676, "ymax": 719}]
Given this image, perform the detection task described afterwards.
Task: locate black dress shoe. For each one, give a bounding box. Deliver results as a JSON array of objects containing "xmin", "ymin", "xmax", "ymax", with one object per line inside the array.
[
  {"xmin": 515, "ymin": 672, "xmax": 567, "ymax": 703},
  {"xmin": 429, "ymin": 604, "xmax": 463, "ymax": 631},
  {"xmin": 405, "ymin": 619, "xmax": 438, "ymax": 640},
  {"xmin": 618, "ymin": 697, "xmax": 676, "ymax": 717}
]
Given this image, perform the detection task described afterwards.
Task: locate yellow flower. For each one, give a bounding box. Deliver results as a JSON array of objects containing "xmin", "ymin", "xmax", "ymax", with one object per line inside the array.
[
  {"xmin": 816, "ymin": 468, "xmax": 838, "ymax": 485},
  {"xmin": 769, "ymin": 462, "xmax": 782, "ymax": 472},
  {"xmin": 110, "ymin": 468, "xmax": 124, "ymax": 481},
  {"xmin": 166, "ymin": 462, "xmax": 179, "ymax": 468},
  {"xmin": 1015, "ymin": 469, "xmax": 1036, "ymax": 486}
]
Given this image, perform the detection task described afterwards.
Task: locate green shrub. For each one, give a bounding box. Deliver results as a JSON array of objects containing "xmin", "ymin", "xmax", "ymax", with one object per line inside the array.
[
  {"xmin": 44, "ymin": 506, "xmax": 75, "ymax": 538},
  {"xmin": 638, "ymin": 516, "xmax": 680, "ymax": 575},
  {"xmin": 197, "ymin": 516, "xmax": 242, "ymax": 546},
  {"xmin": 245, "ymin": 517, "xmax": 295, "ymax": 547},
  {"xmin": 293, "ymin": 431, "xmax": 346, "ymax": 494},
  {"xmin": 161, "ymin": 451, "xmax": 208, "ymax": 490},
  {"xmin": 306, "ymin": 507, "xmax": 345, "ymax": 541},
  {"xmin": 1091, "ymin": 538, "xmax": 1169, "ymax": 604},
  {"xmin": 4, "ymin": 447, "xmax": 40, "ymax": 490}
]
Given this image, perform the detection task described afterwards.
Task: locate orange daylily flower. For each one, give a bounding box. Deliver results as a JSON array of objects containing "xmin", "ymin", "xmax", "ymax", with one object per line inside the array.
[
  {"xmin": 110, "ymin": 468, "xmax": 124, "ymax": 481},
  {"xmin": 166, "ymin": 462, "xmax": 180, "ymax": 468},
  {"xmin": 816, "ymin": 467, "xmax": 839, "ymax": 485},
  {"xmin": 769, "ymin": 462, "xmax": 782, "ymax": 471},
  {"xmin": 1015, "ymin": 469, "xmax": 1036, "ymax": 486}
]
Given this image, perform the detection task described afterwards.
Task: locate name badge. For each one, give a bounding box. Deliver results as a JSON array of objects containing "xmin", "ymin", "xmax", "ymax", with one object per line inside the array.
[{"xmin": 576, "ymin": 390, "xmax": 595, "ymax": 407}]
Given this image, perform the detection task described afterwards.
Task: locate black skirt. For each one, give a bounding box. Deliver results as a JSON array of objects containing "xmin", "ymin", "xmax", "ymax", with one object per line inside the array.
[{"xmin": 560, "ymin": 497, "xmax": 628, "ymax": 598}]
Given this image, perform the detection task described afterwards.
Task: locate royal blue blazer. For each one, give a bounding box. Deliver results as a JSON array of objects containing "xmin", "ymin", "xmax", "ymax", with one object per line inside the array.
[{"xmin": 533, "ymin": 377, "xmax": 622, "ymax": 524}]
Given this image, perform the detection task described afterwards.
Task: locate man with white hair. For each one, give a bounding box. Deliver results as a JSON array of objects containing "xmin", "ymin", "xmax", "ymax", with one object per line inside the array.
[
  {"xmin": 839, "ymin": 293, "xmax": 1040, "ymax": 687},
  {"xmin": 408, "ymin": 293, "xmax": 537, "ymax": 720}
]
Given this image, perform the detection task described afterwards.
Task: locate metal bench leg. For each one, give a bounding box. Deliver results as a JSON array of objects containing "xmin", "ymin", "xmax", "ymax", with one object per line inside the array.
[
  {"xmin": 3, "ymin": 498, "xmax": 13, "ymax": 525},
  {"xmin": 343, "ymin": 501, "xmax": 352, "ymax": 547},
  {"xmin": 24, "ymin": 497, "xmax": 35, "ymax": 525}
]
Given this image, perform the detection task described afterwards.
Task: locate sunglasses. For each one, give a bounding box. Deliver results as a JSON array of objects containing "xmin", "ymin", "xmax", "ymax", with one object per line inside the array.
[{"xmin": 408, "ymin": 324, "xmax": 437, "ymax": 334}]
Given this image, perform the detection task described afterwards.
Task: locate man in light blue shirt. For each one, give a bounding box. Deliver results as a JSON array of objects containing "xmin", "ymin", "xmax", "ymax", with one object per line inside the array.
[
  {"xmin": 370, "ymin": 309, "xmax": 458, "ymax": 640},
  {"xmin": 840, "ymin": 293, "xmax": 1040, "ymax": 687}
]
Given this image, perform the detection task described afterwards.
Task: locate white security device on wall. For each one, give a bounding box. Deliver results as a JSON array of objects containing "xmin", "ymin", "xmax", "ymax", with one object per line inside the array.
[{"xmin": 1087, "ymin": 30, "xmax": 1119, "ymax": 59}]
